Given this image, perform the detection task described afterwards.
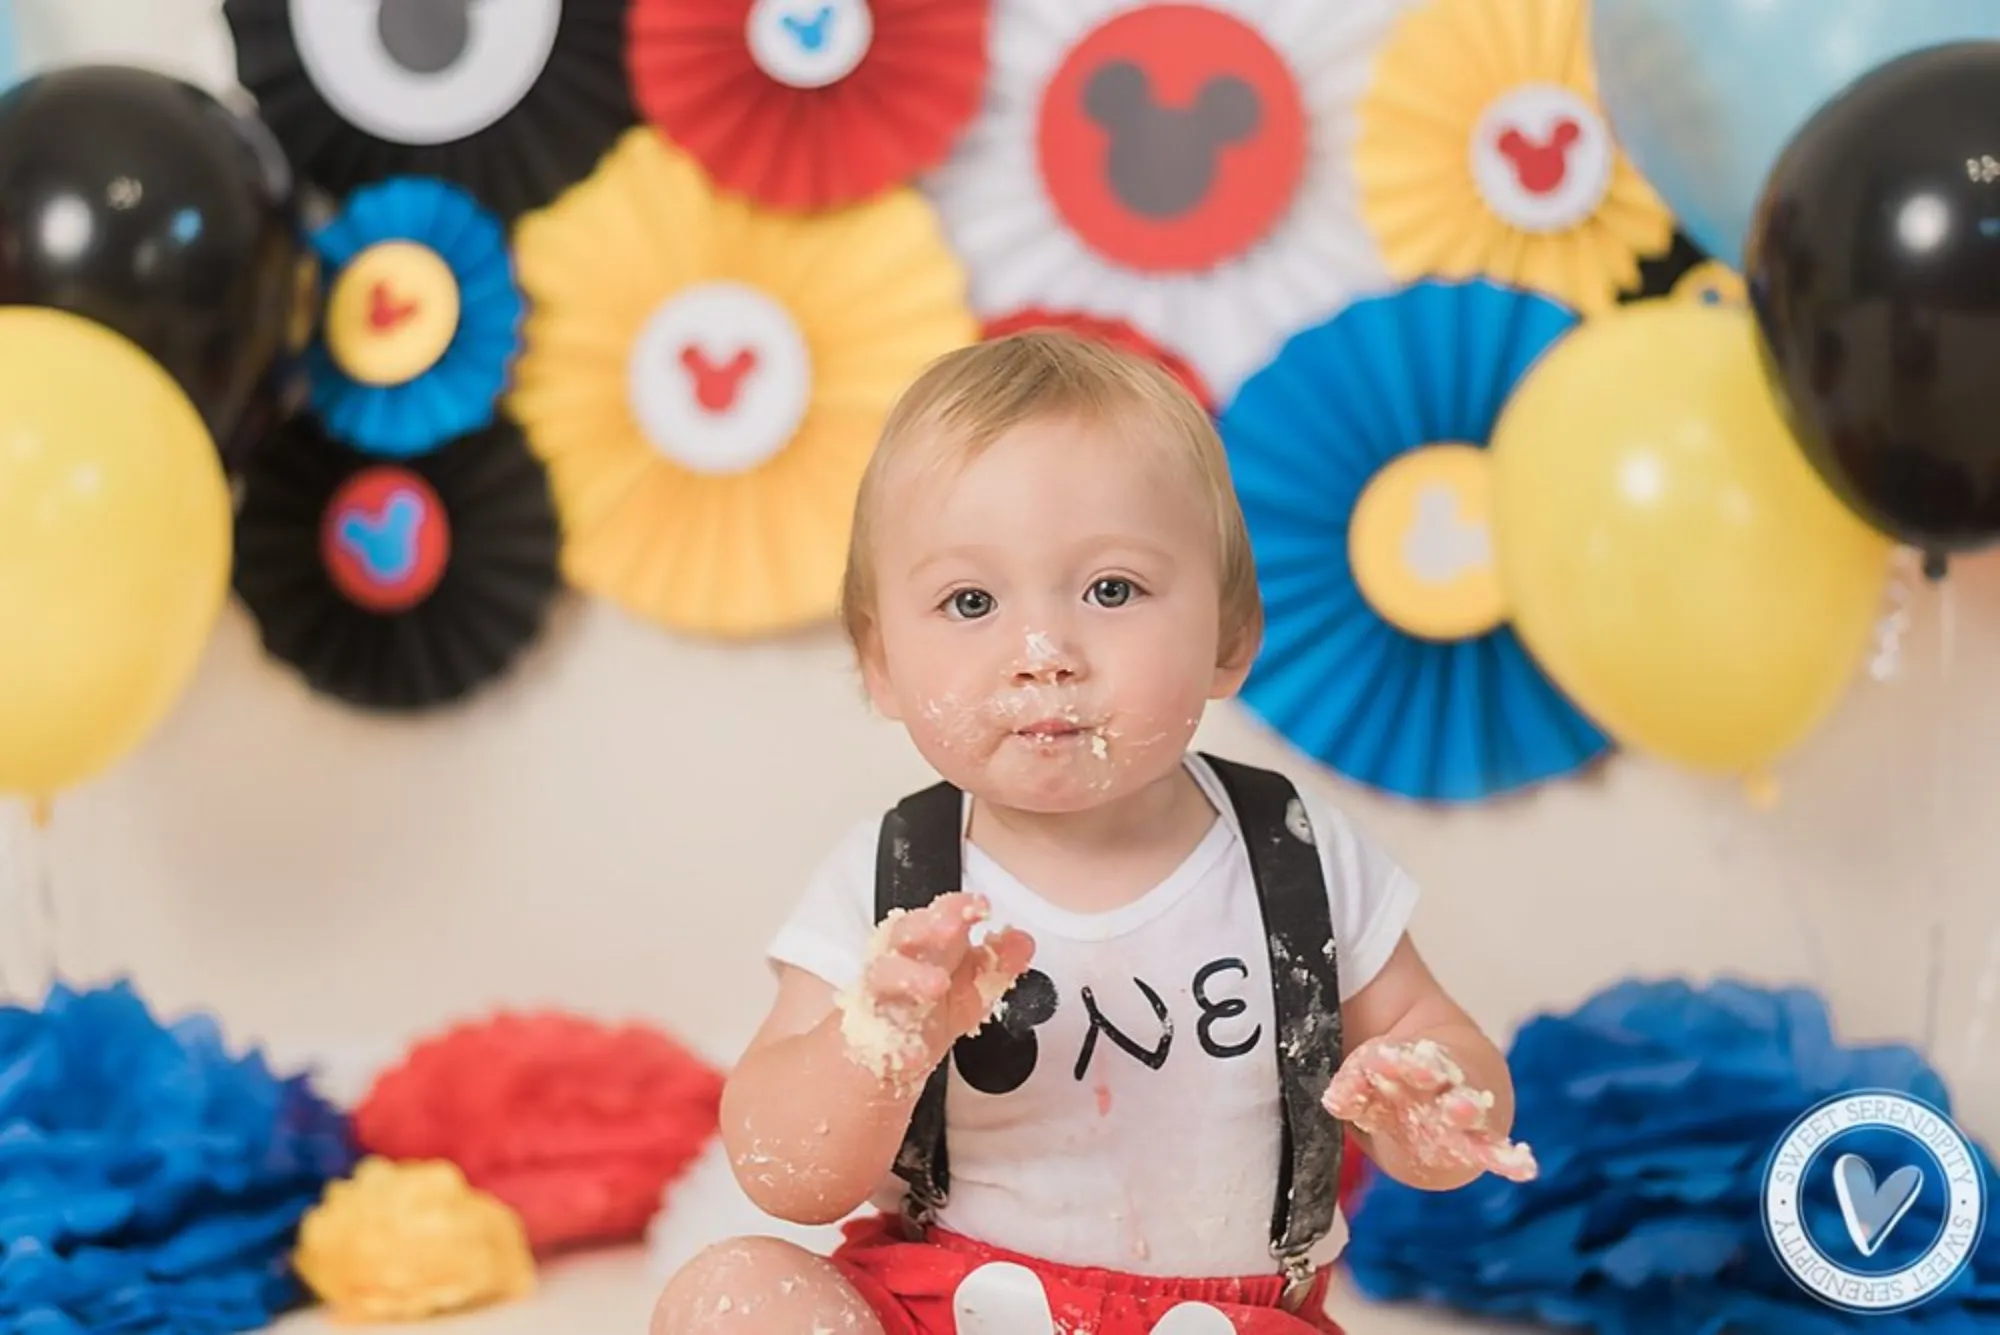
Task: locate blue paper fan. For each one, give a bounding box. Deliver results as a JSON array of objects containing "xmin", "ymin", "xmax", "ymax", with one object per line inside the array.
[
  {"xmin": 306, "ymin": 177, "xmax": 523, "ymax": 458},
  {"xmin": 1222, "ymin": 277, "xmax": 1610, "ymax": 802}
]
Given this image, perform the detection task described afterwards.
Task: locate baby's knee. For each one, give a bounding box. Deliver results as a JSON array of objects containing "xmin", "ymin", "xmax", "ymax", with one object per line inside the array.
[{"xmin": 651, "ymin": 1236, "xmax": 846, "ymax": 1335}]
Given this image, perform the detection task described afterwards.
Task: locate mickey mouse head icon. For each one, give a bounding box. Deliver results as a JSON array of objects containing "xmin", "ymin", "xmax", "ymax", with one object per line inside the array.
[
  {"xmin": 1082, "ymin": 62, "xmax": 1260, "ymax": 220},
  {"xmin": 1037, "ymin": 3, "xmax": 1305, "ymax": 273}
]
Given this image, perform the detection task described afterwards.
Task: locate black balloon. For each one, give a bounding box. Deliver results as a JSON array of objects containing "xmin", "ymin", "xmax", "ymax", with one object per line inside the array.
[
  {"xmin": 1747, "ymin": 42, "xmax": 2000, "ymax": 572},
  {"xmin": 0, "ymin": 66, "xmax": 304, "ymax": 469}
]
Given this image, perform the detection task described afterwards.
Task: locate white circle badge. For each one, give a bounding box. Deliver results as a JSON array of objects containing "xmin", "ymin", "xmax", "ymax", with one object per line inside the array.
[
  {"xmin": 627, "ymin": 281, "xmax": 813, "ymax": 476},
  {"xmin": 290, "ymin": 0, "xmax": 562, "ymax": 146},
  {"xmin": 1762, "ymin": 1088, "xmax": 1987, "ymax": 1314},
  {"xmin": 1468, "ymin": 83, "xmax": 1613, "ymax": 235},
  {"xmin": 745, "ymin": 0, "xmax": 874, "ymax": 89}
]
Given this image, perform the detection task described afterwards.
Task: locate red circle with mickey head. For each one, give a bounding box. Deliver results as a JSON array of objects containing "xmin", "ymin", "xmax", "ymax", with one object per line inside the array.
[
  {"xmin": 1036, "ymin": 4, "xmax": 1305, "ymax": 274},
  {"xmin": 320, "ymin": 466, "xmax": 452, "ymax": 613}
]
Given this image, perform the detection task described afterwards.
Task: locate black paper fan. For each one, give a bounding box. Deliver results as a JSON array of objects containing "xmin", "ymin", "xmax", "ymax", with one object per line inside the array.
[
  {"xmin": 234, "ymin": 414, "xmax": 562, "ymax": 711},
  {"xmin": 224, "ymin": 0, "xmax": 636, "ymax": 220}
]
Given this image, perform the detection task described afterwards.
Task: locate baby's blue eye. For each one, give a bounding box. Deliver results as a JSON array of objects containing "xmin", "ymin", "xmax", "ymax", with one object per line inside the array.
[
  {"xmin": 1089, "ymin": 578, "xmax": 1134, "ymax": 608},
  {"xmin": 949, "ymin": 588, "xmax": 995, "ymax": 620}
]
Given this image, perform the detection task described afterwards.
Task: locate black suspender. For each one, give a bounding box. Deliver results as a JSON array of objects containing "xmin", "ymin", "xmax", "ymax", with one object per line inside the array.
[
  {"xmin": 1200, "ymin": 754, "xmax": 1346, "ymax": 1273},
  {"xmin": 874, "ymin": 779, "xmax": 962, "ymax": 1224},
  {"xmin": 870, "ymin": 756, "xmax": 1345, "ymax": 1274}
]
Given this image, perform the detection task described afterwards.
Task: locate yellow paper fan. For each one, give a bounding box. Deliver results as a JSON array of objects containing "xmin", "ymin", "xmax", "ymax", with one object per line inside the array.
[
  {"xmin": 509, "ymin": 128, "xmax": 977, "ymax": 637},
  {"xmin": 1354, "ymin": 0, "xmax": 1673, "ymax": 314}
]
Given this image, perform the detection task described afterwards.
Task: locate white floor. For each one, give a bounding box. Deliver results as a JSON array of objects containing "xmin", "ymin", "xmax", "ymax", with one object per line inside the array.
[
  {"xmin": 270, "ymin": 1247, "xmax": 1517, "ymax": 1335},
  {"xmin": 272, "ymin": 1131, "xmax": 1530, "ymax": 1334}
]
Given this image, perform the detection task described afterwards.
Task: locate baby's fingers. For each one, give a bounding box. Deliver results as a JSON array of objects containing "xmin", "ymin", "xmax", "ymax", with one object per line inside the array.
[
  {"xmin": 1322, "ymin": 1063, "xmax": 1379, "ymax": 1122},
  {"xmin": 981, "ymin": 926, "xmax": 1036, "ymax": 982},
  {"xmin": 889, "ymin": 894, "xmax": 986, "ymax": 970},
  {"xmin": 865, "ymin": 951, "xmax": 952, "ymax": 1010},
  {"xmin": 1474, "ymin": 1136, "xmax": 1540, "ymax": 1183}
]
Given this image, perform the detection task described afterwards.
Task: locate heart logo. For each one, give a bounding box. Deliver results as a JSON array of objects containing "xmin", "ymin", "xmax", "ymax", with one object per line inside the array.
[
  {"xmin": 1833, "ymin": 1153, "xmax": 1924, "ymax": 1258},
  {"xmin": 368, "ymin": 280, "xmax": 421, "ymax": 332},
  {"xmin": 952, "ymin": 1262, "xmax": 1238, "ymax": 1334}
]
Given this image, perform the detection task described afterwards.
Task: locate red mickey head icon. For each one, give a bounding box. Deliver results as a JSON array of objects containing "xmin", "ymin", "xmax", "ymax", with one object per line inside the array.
[{"xmin": 1037, "ymin": 4, "xmax": 1304, "ymax": 273}]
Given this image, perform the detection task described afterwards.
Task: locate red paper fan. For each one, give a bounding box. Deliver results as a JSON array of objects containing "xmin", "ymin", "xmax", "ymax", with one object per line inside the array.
[
  {"xmin": 354, "ymin": 1012, "xmax": 724, "ymax": 1254},
  {"xmin": 629, "ymin": 0, "xmax": 990, "ymax": 211},
  {"xmin": 983, "ymin": 308, "xmax": 1216, "ymax": 413}
]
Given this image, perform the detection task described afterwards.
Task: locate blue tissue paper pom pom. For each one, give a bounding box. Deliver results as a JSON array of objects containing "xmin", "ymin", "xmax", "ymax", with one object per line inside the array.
[
  {"xmin": 0, "ymin": 980, "xmax": 357, "ymax": 1333},
  {"xmin": 1344, "ymin": 978, "xmax": 2000, "ymax": 1333}
]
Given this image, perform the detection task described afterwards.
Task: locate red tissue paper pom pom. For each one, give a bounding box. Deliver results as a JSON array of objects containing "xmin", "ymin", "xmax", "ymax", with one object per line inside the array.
[{"xmin": 353, "ymin": 1011, "xmax": 724, "ymax": 1254}]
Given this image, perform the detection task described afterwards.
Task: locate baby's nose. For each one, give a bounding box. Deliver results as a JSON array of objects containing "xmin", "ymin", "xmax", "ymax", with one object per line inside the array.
[{"xmin": 1011, "ymin": 629, "xmax": 1082, "ymax": 681}]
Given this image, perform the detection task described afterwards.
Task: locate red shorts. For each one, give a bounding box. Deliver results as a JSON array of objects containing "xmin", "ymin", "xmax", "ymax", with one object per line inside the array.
[{"xmin": 828, "ymin": 1214, "xmax": 1345, "ymax": 1335}]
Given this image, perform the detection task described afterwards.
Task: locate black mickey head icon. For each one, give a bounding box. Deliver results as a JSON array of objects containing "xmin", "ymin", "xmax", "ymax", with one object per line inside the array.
[
  {"xmin": 953, "ymin": 968, "xmax": 1058, "ymax": 1096},
  {"xmin": 1082, "ymin": 61, "xmax": 1260, "ymax": 221},
  {"xmin": 377, "ymin": 0, "xmax": 485, "ymax": 75}
]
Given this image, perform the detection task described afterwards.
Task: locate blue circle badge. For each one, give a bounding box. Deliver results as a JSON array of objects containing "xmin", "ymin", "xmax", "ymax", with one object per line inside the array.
[{"xmin": 1763, "ymin": 1088, "xmax": 1987, "ymax": 1313}]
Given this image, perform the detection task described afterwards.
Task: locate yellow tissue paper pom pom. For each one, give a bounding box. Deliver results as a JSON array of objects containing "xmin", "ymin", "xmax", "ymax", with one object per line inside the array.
[{"xmin": 295, "ymin": 1157, "xmax": 536, "ymax": 1322}]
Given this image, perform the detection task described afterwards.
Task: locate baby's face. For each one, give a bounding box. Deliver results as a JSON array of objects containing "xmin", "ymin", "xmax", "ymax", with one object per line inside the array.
[{"xmin": 861, "ymin": 415, "xmax": 1248, "ymax": 814}]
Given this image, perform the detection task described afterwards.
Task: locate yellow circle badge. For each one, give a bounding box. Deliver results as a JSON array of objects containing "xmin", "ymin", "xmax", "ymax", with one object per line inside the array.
[
  {"xmin": 324, "ymin": 240, "xmax": 462, "ymax": 387},
  {"xmin": 1348, "ymin": 442, "xmax": 1506, "ymax": 642}
]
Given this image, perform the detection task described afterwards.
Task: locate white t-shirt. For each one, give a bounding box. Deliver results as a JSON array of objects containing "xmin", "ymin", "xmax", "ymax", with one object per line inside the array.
[{"xmin": 767, "ymin": 754, "xmax": 1419, "ymax": 1280}]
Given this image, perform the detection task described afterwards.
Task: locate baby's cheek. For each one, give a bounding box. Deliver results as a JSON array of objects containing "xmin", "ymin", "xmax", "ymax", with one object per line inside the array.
[{"xmin": 913, "ymin": 694, "xmax": 985, "ymax": 755}]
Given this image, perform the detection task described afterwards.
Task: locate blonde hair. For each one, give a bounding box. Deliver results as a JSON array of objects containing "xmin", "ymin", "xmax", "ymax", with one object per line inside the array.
[{"xmin": 839, "ymin": 329, "xmax": 1262, "ymax": 665}]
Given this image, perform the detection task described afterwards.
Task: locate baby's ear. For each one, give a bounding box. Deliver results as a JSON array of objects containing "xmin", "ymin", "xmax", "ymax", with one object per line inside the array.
[
  {"xmin": 856, "ymin": 631, "xmax": 904, "ymax": 721},
  {"xmin": 1211, "ymin": 617, "xmax": 1263, "ymax": 698}
]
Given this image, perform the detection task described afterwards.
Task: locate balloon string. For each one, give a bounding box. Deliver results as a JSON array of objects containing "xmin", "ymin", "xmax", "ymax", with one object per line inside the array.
[
  {"xmin": 0, "ymin": 800, "xmax": 54, "ymax": 1002},
  {"xmin": 1964, "ymin": 927, "xmax": 2000, "ymax": 1080},
  {"xmin": 1921, "ymin": 580, "xmax": 1956, "ymax": 1056},
  {"xmin": 0, "ymin": 806, "xmax": 17, "ymax": 1000},
  {"xmin": 32, "ymin": 800, "xmax": 56, "ymax": 991},
  {"xmin": 1868, "ymin": 548, "xmax": 1920, "ymax": 682}
]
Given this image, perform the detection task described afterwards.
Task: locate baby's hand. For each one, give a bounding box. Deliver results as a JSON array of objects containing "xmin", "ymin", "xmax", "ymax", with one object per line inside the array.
[
  {"xmin": 1323, "ymin": 1037, "xmax": 1538, "ymax": 1183},
  {"xmin": 836, "ymin": 893, "xmax": 1035, "ymax": 1087}
]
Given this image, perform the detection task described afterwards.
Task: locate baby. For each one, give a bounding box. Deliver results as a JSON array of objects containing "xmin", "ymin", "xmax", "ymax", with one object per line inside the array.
[{"xmin": 654, "ymin": 332, "xmax": 1536, "ymax": 1335}]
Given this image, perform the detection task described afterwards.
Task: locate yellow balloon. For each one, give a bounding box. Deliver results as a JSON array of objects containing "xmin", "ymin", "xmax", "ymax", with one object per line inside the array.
[
  {"xmin": 0, "ymin": 309, "xmax": 232, "ymax": 799},
  {"xmin": 1490, "ymin": 302, "xmax": 1891, "ymax": 775}
]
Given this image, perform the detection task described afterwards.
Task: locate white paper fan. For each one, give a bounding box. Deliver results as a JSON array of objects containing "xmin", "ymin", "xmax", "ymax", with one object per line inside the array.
[{"xmin": 924, "ymin": 0, "xmax": 1409, "ymax": 401}]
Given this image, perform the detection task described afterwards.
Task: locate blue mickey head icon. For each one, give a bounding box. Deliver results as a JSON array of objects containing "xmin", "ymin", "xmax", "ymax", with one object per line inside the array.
[
  {"xmin": 781, "ymin": 3, "xmax": 835, "ymax": 52},
  {"xmin": 337, "ymin": 490, "xmax": 425, "ymax": 583}
]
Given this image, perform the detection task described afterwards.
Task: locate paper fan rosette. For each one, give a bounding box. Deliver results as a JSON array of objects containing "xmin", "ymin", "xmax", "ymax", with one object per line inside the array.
[
  {"xmin": 1221, "ymin": 278, "xmax": 1610, "ymax": 802},
  {"xmin": 630, "ymin": 0, "xmax": 989, "ymax": 211},
  {"xmin": 508, "ymin": 128, "xmax": 976, "ymax": 638},
  {"xmin": 305, "ymin": 178, "xmax": 523, "ymax": 457},
  {"xmin": 224, "ymin": 0, "xmax": 635, "ymax": 220},
  {"xmin": 1354, "ymin": 0, "xmax": 1674, "ymax": 315},
  {"xmin": 234, "ymin": 416, "xmax": 562, "ymax": 711},
  {"xmin": 926, "ymin": 0, "xmax": 1404, "ymax": 401},
  {"xmin": 981, "ymin": 308, "xmax": 1215, "ymax": 413}
]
